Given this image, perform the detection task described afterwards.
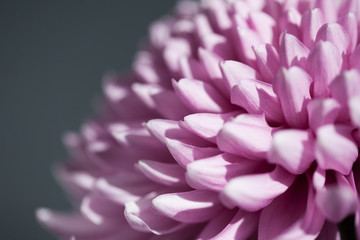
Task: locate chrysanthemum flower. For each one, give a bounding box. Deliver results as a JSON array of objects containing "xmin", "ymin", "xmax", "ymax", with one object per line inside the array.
[{"xmin": 37, "ymin": 0, "xmax": 360, "ymax": 239}]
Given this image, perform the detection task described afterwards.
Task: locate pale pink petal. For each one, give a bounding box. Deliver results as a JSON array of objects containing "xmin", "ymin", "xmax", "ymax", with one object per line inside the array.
[
  {"xmin": 163, "ymin": 38, "xmax": 192, "ymax": 74},
  {"xmin": 186, "ymin": 153, "xmax": 269, "ymax": 191},
  {"xmin": 125, "ymin": 192, "xmax": 186, "ymax": 235},
  {"xmin": 301, "ymin": 8, "xmax": 324, "ymax": 48},
  {"xmin": 316, "ymin": 185, "xmax": 358, "ymax": 223},
  {"xmin": 273, "ymin": 67, "xmax": 312, "ymax": 128},
  {"xmin": 236, "ymin": 28, "xmax": 262, "ymax": 66},
  {"xmin": 145, "ymin": 119, "xmax": 179, "ymax": 145},
  {"xmin": 202, "ymin": 210, "xmax": 260, "ymax": 240},
  {"xmin": 253, "ymin": 44, "xmax": 280, "ymax": 83},
  {"xmin": 337, "ymin": 12, "xmax": 358, "ymax": 53},
  {"xmin": 268, "ymin": 129, "xmax": 315, "ymax": 174},
  {"xmin": 279, "ymin": 32, "xmax": 310, "ymax": 68},
  {"xmin": 315, "ymin": 23, "xmax": 351, "ymax": 55},
  {"xmin": 231, "ymin": 78, "xmax": 285, "ymax": 124},
  {"xmin": 258, "ymin": 176, "xmax": 323, "ymax": 240},
  {"xmin": 131, "ymin": 82, "xmax": 163, "ymax": 110},
  {"xmin": 349, "ymin": 95, "xmax": 360, "ymax": 127},
  {"xmin": 200, "ymin": 33, "xmax": 233, "ymax": 59},
  {"xmin": 166, "ymin": 138, "xmax": 220, "ymax": 167},
  {"xmin": 202, "ymin": 0, "xmax": 232, "ymax": 33},
  {"xmin": 217, "ymin": 114, "xmax": 273, "ymax": 160},
  {"xmin": 149, "ymin": 225, "xmax": 203, "ymax": 240},
  {"xmin": 152, "ymin": 190, "xmax": 222, "ymax": 223},
  {"xmin": 314, "ymin": 0, "xmax": 337, "ymax": 23},
  {"xmin": 280, "ymin": 8, "xmax": 302, "ymax": 38},
  {"xmin": 135, "ymin": 160, "xmax": 187, "ymax": 187},
  {"xmin": 306, "ymin": 41, "xmax": 341, "ymax": 97},
  {"xmin": 172, "ymin": 78, "xmax": 233, "ymax": 113},
  {"xmin": 312, "ymin": 166, "xmax": 326, "ymax": 191},
  {"xmin": 93, "ymin": 172, "xmax": 160, "ymax": 205},
  {"xmin": 350, "ymin": 44, "xmax": 360, "ymax": 70},
  {"xmin": 338, "ymin": 0, "xmax": 359, "ymax": 19},
  {"xmin": 315, "ymin": 124, "xmax": 358, "ymax": 175},
  {"xmin": 179, "ymin": 57, "xmax": 209, "ymax": 81},
  {"xmin": 248, "ymin": 11, "xmax": 276, "ymax": 44},
  {"xmin": 220, "ymin": 60, "xmax": 260, "ymax": 93},
  {"xmin": 150, "ymin": 88, "xmax": 192, "ymax": 120},
  {"xmin": 181, "ymin": 111, "xmax": 240, "ymax": 143},
  {"xmin": 307, "ymin": 98, "xmax": 341, "ymax": 131},
  {"xmin": 221, "ymin": 166, "xmax": 296, "ymax": 211}
]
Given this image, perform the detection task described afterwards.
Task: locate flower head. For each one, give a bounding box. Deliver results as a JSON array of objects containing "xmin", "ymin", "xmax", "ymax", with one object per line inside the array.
[{"xmin": 37, "ymin": 0, "xmax": 360, "ymax": 239}]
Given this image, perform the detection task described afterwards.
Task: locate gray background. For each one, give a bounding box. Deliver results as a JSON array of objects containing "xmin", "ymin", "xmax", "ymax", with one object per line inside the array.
[{"xmin": 0, "ymin": 1, "xmax": 176, "ymax": 239}]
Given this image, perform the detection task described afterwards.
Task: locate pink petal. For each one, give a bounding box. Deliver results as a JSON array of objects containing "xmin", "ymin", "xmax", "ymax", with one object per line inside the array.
[
  {"xmin": 314, "ymin": 0, "xmax": 337, "ymax": 23},
  {"xmin": 163, "ymin": 38, "xmax": 192, "ymax": 74},
  {"xmin": 253, "ymin": 44, "xmax": 280, "ymax": 83},
  {"xmin": 280, "ymin": 8, "xmax": 302, "ymax": 39},
  {"xmin": 279, "ymin": 32, "xmax": 310, "ymax": 68},
  {"xmin": 94, "ymin": 172, "xmax": 160, "ymax": 205},
  {"xmin": 236, "ymin": 28, "xmax": 262, "ymax": 66},
  {"xmin": 316, "ymin": 221, "xmax": 340, "ymax": 240},
  {"xmin": 268, "ymin": 129, "xmax": 315, "ymax": 174},
  {"xmin": 166, "ymin": 138, "xmax": 220, "ymax": 167},
  {"xmin": 202, "ymin": 0, "xmax": 232, "ymax": 33},
  {"xmin": 300, "ymin": 8, "xmax": 324, "ymax": 48},
  {"xmin": 273, "ymin": 67, "xmax": 312, "ymax": 128},
  {"xmin": 315, "ymin": 124, "xmax": 358, "ymax": 175},
  {"xmin": 248, "ymin": 11, "xmax": 276, "ymax": 44},
  {"xmin": 316, "ymin": 185, "xmax": 358, "ymax": 223},
  {"xmin": 135, "ymin": 160, "xmax": 187, "ymax": 187},
  {"xmin": 217, "ymin": 114, "xmax": 273, "ymax": 160},
  {"xmin": 200, "ymin": 33, "xmax": 233, "ymax": 59},
  {"xmin": 337, "ymin": 12, "xmax": 358, "ymax": 53},
  {"xmin": 150, "ymin": 87, "xmax": 192, "ymax": 120},
  {"xmin": 145, "ymin": 119, "xmax": 179, "ymax": 145},
  {"xmin": 125, "ymin": 192, "xmax": 186, "ymax": 235},
  {"xmin": 350, "ymin": 95, "xmax": 360, "ymax": 127},
  {"xmin": 181, "ymin": 111, "xmax": 240, "ymax": 143},
  {"xmin": 350, "ymin": 44, "xmax": 360, "ymax": 70},
  {"xmin": 338, "ymin": 0, "xmax": 359, "ymax": 20},
  {"xmin": 307, "ymin": 98, "xmax": 341, "ymax": 131},
  {"xmin": 152, "ymin": 190, "xmax": 222, "ymax": 223},
  {"xmin": 220, "ymin": 60, "xmax": 260, "ymax": 93},
  {"xmin": 258, "ymin": 176, "xmax": 323, "ymax": 240},
  {"xmin": 179, "ymin": 57, "xmax": 209, "ymax": 81},
  {"xmin": 172, "ymin": 78, "xmax": 233, "ymax": 113},
  {"xmin": 201, "ymin": 210, "xmax": 260, "ymax": 240},
  {"xmin": 312, "ymin": 166, "xmax": 326, "ymax": 190},
  {"xmin": 186, "ymin": 153, "xmax": 267, "ymax": 191},
  {"xmin": 315, "ymin": 23, "xmax": 351, "ymax": 55},
  {"xmin": 306, "ymin": 41, "xmax": 341, "ymax": 97},
  {"xmin": 231, "ymin": 78, "xmax": 285, "ymax": 124},
  {"xmin": 221, "ymin": 166, "xmax": 296, "ymax": 211}
]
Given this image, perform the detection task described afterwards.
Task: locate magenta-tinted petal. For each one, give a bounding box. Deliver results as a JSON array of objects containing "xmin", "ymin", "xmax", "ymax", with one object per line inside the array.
[
  {"xmin": 163, "ymin": 38, "xmax": 192, "ymax": 74},
  {"xmin": 131, "ymin": 83, "xmax": 162, "ymax": 110},
  {"xmin": 306, "ymin": 41, "xmax": 341, "ymax": 97},
  {"xmin": 301, "ymin": 8, "xmax": 324, "ymax": 48},
  {"xmin": 221, "ymin": 166, "xmax": 296, "ymax": 211},
  {"xmin": 145, "ymin": 119, "xmax": 179, "ymax": 145},
  {"xmin": 280, "ymin": 8, "xmax": 302, "ymax": 38},
  {"xmin": 248, "ymin": 11, "xmax": 276, "ymax": 44},
  {"xmin": 231, "ymin": 78, "xmax": 284, "ymax": 124},
  {"xmin": 312, "ymin": 166, "xmax": 326, "ymax": 191},
  {"xmin": 136, "ymin": 160, "xmax": 187, "ymax": 187},
  {"xmin": 338, "ymin": 0, "xmax": 359, "ymax": 23},
  {"xmin": 220, "ymin": 60, "xmax": 260, "ymax": 93},
  {"xmin": 217, "ymin": 114, "xmax": 273, "ymax": 160},
  {"xmin": 125, "ymin": 192, "xmax": 186, "ymax": 235},
  {"xmin": 94, "ymin": 172, "xmax": 160, "ymax": 206},
  {"xmin": 350, "ymin": 44, "xmax": 360, "ymax": 70},
  {"xmin": 151, "ymin": 88, "xmax": 191, "ymax": 120},
  {"xmin": 350, "ymin": 95, "xmax": 360, "ymax": 127},
  {"xmin": 258, "ymin": 176, "xmax": 323, "ymax": 240},
  {"xmin": 181, "ymin": 111, "xmax": 240, "ymax": 143},
  {"xmin": 253, "ymin": 44, "xmax": 280, "ymax": 83},
  {"xmin": 152, "ymin": 190, "xmax": 222, "ymax": 223},
  {"xmin": 200, "ymin": 33, "xmax": 233, "ymax": 59},
  {"xmin": 315, "ymin": 23, "xmax": 350, "ymax": 55},
  {"xmin": 236, "ymin": 28, "xmax": 262, "ymax": 66},
  {"xmin": 337, "ymin": 12, "xmax": 358, "ymax": 52},
  {"xmin": 186, "ymin": 153, "xmax": 265, "ymax": 192},
  {"xmin": 172, "ymin": 78, "xmax": 232, "ymax": 113},
  {"xmin": 166, "ymin": 138, "xmax": 220, "ymax": 167},
  {"xmin": 279, "ymin": 32, "xmax": 310, "ymax": 68},
  {"xmin": 273, "ymin": 67, "xmax": 312, "ymax": 128},
  {"xmin": 314, "ymin": 0, "xmax": 337, "ymax": 23},
  {"xmin": 202, "ymin": 210, "xmax": 260, "ymax": 240},
  {"xmin": 316, "ymin": 185, "xmax": 358, "ymax": 223},
  {"xmin": 307, "ymin": 98, "xmax": 341, "ymax": 131},
  {"xmin": 268, "ymin": 129, "xmax": 315, "ymax": 174},
  {"xmin": 179, "ymin": 57, "xmax": 209, "ymax": 81},
  {"xmin": 315, "ymin": 124, "xmax": 358, "ymax": 175}
]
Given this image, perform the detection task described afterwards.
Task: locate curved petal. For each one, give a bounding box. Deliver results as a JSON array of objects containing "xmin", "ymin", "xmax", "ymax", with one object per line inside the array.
[
  {"xmin": 315, "ymin": 124, "xmax": 358, "ymax": 175},
  {"xmin": 279, "ymin": 32, "xmax": 309, "ymax": 68},
  {"xmin": 268, "ymin": 129, "xmax": 315, "ymax": 174},
  {"xmin": 152, "ymin": 190, "xmax": 222, "ymax": 223},
  {"xmin": 307, "ymin": 98, "xmax": 341, "ymax": 131},
  {"xmin": 349, "ymin": 95, "xmax": 360, "ymax": 128},
  {"xmin": 315, "ymin": 23, "xmax": 350, "ymax": 55},
  {"xmin": 253, "ymin": 43, "xmax": 280, "ymax": 83},
  {"xmin": 300, "ymin": 8, "xmax": 324, "ymax": 48},
  {"xmin": 221, "ymin": 166, "xmax": 296, "ymax": 211}
]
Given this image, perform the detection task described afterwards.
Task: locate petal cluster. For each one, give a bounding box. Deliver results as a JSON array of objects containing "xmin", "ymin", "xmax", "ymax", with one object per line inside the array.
[{"xmin": 37, "ymin": 0, "xmax": 360, "ymax": 239}]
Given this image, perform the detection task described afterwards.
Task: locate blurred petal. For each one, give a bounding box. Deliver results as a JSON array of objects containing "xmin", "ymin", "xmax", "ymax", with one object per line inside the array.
[
  {"xmin": 350, "ymin": 95, "xmax": 360, "ymax": 127},
  {"xmin": 307, "ymin": 98, "xmax": 341, "ymax": 131},
  {"xmin": 253, "ymin": 44, "xmax": 280, "ymax": 83},
  {"xmin": 337, "ymin": 12, "xmax": 358, "ymax": 52},
  {"xmin": 301, "ymin": 8, "xmax": 324, "ymax": 48}
]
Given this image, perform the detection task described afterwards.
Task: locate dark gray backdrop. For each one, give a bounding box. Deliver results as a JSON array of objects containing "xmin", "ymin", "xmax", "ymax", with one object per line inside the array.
[{"xmin": 0, "ymin": 1, "xmax": 177, "ymax": 239}]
